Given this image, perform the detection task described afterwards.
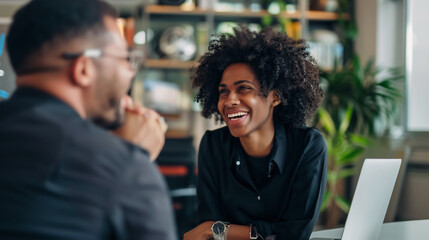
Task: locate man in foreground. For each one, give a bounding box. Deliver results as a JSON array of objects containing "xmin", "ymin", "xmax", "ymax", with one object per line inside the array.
[{"xmin": 0, "ymin": 0, "xmax": 176, "ymax": 239}]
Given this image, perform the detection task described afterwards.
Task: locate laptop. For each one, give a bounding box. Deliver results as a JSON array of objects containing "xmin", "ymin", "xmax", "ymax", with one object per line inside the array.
[{"xmin": 311, "ymin": 158, "xmax": 402, "ymax": 240}]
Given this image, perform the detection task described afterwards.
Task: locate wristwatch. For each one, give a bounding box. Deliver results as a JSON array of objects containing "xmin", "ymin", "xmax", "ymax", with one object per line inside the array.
[
  {"xmin": 211, "ymin": 221, "xmax": 230, "ymax": 240},
  {"xmin": 249, "ymin": 224, "xmax": 258, "ymax": 239}
]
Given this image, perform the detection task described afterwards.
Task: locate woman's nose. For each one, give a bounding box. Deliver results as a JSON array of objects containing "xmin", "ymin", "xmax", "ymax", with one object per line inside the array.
[{"xmin": 224, "ymin": 92, "xmax": 240, "ymax": 107}]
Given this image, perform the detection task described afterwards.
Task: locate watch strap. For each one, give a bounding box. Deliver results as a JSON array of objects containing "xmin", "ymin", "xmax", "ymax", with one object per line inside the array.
[{"xmin": 249, "ymin": 223, "xmax": 258, "ymax": 239}]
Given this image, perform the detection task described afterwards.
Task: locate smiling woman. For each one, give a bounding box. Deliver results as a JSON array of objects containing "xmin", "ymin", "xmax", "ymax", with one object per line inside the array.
[{"xmin": 184, "ymin": 26, "xmax": 328, "ymax": 240}]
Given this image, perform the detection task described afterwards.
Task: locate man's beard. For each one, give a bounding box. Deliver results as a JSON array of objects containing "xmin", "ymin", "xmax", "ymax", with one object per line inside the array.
[{"xmin": 92, "ymin": 106, "xmax": 125, "ymax": 130}]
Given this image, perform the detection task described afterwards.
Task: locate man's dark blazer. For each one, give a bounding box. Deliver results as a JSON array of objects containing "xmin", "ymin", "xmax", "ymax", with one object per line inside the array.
[{"xmin": 0, "ymin": 87, "xmax": 177, "ymax": 240}]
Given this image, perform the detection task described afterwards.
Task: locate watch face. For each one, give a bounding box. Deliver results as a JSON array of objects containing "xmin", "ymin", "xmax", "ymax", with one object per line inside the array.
[{"xmin": 212, "ymin": 222, "xmax": 225, "ymax": 235}]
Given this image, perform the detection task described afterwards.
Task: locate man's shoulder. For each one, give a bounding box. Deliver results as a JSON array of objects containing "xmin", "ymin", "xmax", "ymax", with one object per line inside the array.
[
  {"xmin": 0, "ymin": 95, "xmax": 149, "ymax": 169},
  {"xmin": 67, "ymin": 120, "xmax": 149, "ymax": 163}
]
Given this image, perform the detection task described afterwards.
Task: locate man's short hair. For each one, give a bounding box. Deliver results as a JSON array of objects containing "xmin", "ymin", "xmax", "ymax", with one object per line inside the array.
[{"xmin": 6, "ymin": 0, "xmax": 118, "ymax": 75}]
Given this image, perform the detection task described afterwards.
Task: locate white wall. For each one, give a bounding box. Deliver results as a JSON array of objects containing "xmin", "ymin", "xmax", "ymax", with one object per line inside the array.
[
  {"xmin": 406, "ymin": 0, "xmax": 429, "ymax": 131},
  {"xmin": 355, "ymin": 0, "xmax": 378, "ymax": 66},
  {"xmin": 356, "ymin": 0, "xmax": 406, "ymax": 136}
]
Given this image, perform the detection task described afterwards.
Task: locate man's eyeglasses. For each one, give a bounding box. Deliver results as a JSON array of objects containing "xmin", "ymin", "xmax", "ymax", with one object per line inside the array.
[{"xmin": 62, "ymin": 48, "xmax": 144, "ymax": 71}]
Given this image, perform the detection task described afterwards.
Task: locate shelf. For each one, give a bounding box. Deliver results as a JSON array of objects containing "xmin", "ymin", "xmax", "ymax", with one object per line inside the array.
[
  {"xmin": 144, "ymin": 59, "xmax": 199, "ymax": 70},
  {"xmin": 215, "ymin": 9, "xmax": 300, "ymax": 19},
  {"xmin": 160, "ymin": 112, "xmax": 181, "ymax": 120},
  {"xmin": 146, "ymin": 5, "xmax": 206, "ymax": 16},
  {"xmin": 145, "ymin": 5, "xmax": 347, "ymax": 21},
  {"xmin": 306, "ymin": 11, "xmax": 349, "ymax": 21},
  {"xmin": 165, "ymin": 129, "xmax": 192, "ymax": 138},
  {"xmin": 213, "ymin": 10, "xmax": 345, "ymax": 21}
]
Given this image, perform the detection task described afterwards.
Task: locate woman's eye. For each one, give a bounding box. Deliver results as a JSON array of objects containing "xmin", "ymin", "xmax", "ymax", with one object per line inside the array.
[
  {"xmin": 238, "ymin": 86, "xmax": 252, "ymax": 92},
  {"xmin": 219, "ymin": 89, "xmax": 228, "ymax": 95}
]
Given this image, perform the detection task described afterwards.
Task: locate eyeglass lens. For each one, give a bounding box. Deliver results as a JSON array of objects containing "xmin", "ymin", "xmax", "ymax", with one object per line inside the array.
[{"xmin": 129, "ymin": 50, "xmax": 144, "ymax": 71}]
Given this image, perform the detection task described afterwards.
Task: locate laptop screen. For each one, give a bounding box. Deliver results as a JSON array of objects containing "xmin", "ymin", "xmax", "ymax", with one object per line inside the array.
[{"xmin": 341, "ymin": 159, "xmax": 401, "ymax": 240}]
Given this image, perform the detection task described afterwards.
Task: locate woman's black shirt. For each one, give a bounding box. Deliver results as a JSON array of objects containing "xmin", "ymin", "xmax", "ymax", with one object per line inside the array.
[{"xmin": 197, "ymin": 124, "xmax": 328, "ymax": 240}]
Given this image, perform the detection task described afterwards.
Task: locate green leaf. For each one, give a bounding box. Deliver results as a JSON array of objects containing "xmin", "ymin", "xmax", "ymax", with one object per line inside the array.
[
  {"xmin": 327, "ymin": 171, "xmax": 338, "ymax": 183},
  {"xmin": 278, "ymin": 1, "xmax": 286, "ymax": 11},
  {"xmin": 338, "ymin": 168, "xmax": 355, "ymax": 179},
  {"xmin": 349, "ymin": 134, "xmax": 370, "ymax": 147},
  {"xmin": 318, "ymin": 108, "xmax": 336, "ymax": 136},
  {"xmin": 338, "ymin": 148, "xmax": 365, "ymax": 165},
  {"xmin": 335, "ymin": 195, "xmax": 351, "ymax": 213},
  {"xmin": 363, "ymin": 57, "xmax": 375, "ymax": 76},
  {"xmin": 339, "ymin": 104, "xmax": 353, "ymax": 134},
  {"xmin": 321, "ymin": 190, "xmax": 332, "ymax": 212},
  {"xmin": 262, "ymin": 15, "xmax": 274, "ymax": 27},
  {"xmin": 352, "ymin": 55, "xmax": 361, "ymax": 78}
]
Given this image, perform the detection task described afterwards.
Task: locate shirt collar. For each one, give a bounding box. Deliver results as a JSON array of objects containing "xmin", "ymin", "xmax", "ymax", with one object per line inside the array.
[
  {"xmin": 271, "ymin": 123, "xmax": 287, "ymax": 174},
  {"xmin": 11, "ymin": 87, "xmax": 83, "ymax": 120},
  {"xmin": 230, "ymin": 123, "xmax": 288, "ymax": 174}
]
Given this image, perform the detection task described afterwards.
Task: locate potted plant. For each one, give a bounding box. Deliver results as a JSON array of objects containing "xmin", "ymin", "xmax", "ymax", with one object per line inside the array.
[
  {"xmin": 318, "ymin": 104, "xmax": 370, "ymax": 228},
  {"xmin": 320, "ymin": 55, "xmax": 404, "ymax": 136}
]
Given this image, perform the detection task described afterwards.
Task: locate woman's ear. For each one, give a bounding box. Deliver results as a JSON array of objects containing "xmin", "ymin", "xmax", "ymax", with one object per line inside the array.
[
  {"xmin": 271, "ymin": 91, "xmax": 281, "ymax": 107},
  {"xmin": 70, "ymin": 56, "xmax": 96, "ymax": 88}
]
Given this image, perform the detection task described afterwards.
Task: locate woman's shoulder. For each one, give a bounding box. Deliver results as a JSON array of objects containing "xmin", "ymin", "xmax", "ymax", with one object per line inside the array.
[
  {"xmin": 283, "ymin": 126, "xmax": 327, "ymax": 148},
  {"xmin": 282, "ymin": 126, "xmax": 327, "ymax": 166},
  {"xmin": 199, "ymin": 126, "xmax": 232, "ymax": 149},
  {"xmin": 202, "ymin": 126, "xmax": 231, "ymax": 141},
  {"xmin": 284, "ymin": 125, "xmax": 323, "ymax": 138}
]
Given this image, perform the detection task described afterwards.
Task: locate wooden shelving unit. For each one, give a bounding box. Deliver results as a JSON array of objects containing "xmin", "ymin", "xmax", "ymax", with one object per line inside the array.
[
  {"xmin": 136, "ymin": 2, "xmax": 352, "ymax": 134},
  {"xmin": 142, "ymin": 5, "xmax": 348, "ymax": 70}
]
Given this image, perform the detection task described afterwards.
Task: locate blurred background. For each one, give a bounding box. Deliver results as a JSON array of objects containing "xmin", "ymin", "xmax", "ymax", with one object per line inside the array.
[{"xmin": 1, "ymin": 0, "xmax": 429, "ymax": 238}]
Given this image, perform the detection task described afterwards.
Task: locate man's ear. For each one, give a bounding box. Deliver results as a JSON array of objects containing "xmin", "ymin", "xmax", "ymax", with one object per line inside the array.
[{"xmin": 70, "ymin": 56, "xmax": 96, "ymax": 87}]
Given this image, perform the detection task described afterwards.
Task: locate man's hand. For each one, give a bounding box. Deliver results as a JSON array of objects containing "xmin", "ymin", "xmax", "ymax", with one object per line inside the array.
[
  {"xmin": 112, "ymin": 96, "xmax": 167, "ymax": 161},
  {"xmin": 184, "ymin": 221, "xmax": 214, "ymax": 240}
]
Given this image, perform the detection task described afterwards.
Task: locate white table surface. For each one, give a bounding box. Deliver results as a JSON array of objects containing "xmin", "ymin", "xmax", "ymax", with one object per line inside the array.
[{"xmin": 310, "ymin": 219, "xmax": 429, "ymax": 240}]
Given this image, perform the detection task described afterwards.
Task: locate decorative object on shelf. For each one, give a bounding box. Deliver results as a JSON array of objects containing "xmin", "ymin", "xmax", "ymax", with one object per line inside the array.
[
  {"xmin": 308, "ymin": 29, "xmax": 343, "ymax": 71},
  {"xmin": 117, "ymin": 17, "xmax": 135, "ymax": 48},
  {"xmin": 215, "ymin": 0, "xmax": 246, "ymax": 12},
  {"xmin": 159, "ymin": 25, "xmax": 197, "ymax": 61},
  {"xmin": 265, "ymin": 0, "xmax": 297, "ymax": 13},
  {"xmin": 310, "ymin": 0, "xmax": 338, "ymax": 12},
  {"xmin": 180, "ymin": 0, "xmax": 196, "ymax": 11},
  {"xmin": 196, "ymin": 22, "xmax": 209, "ymax": 57},
  {"xmin": 144, "ymin": 79, "xmax": 182, "ymax": 114},
  {"xmin": 198, "ymin": 0, "xmax": 217, "ymax": 10},
  {"xmin": 261, "ymin": 0, "xmax": 301, "ymax": 39},
  {"xmin": 285, "ymin": 0, "xmax": 298, "ymax": 12},
  {"xmin": 247, "ymin": 0, "xmax": 262, "ymax": 12},
  {"xmin": 159, "ymin": 0, "xmax": 186, "ymax": 6},
  {"xmin": 216, "ymin": 22, "xmax": 239, "ymax": 34}
]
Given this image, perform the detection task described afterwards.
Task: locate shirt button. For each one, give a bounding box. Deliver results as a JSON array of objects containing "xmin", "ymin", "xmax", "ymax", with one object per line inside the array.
[
  {"xmin": 268, "ymin": 175, "xmax": 271, "ymax": 178},
  {"xmin": 236, "ymin": 161, "xmax": 240, "ymax": 166},
  {"xmin": 257, "ymin": 196, "xmax": 261, "ymax": 200}
]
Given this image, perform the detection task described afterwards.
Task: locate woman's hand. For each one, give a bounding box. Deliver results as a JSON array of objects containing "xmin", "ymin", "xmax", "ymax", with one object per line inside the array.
[
  {"xmin": 185, "ymin": 221, "xmax": 252, "ymax": 240},
  {"xmin": 184, "ymin": 221, "xmax": 214, "ymax": 240}
]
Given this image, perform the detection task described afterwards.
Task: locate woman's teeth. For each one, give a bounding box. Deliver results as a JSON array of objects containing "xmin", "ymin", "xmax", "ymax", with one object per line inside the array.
[{"xmin": 228, "ymin": 112, "xmax": 247, "ymax": 119}]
